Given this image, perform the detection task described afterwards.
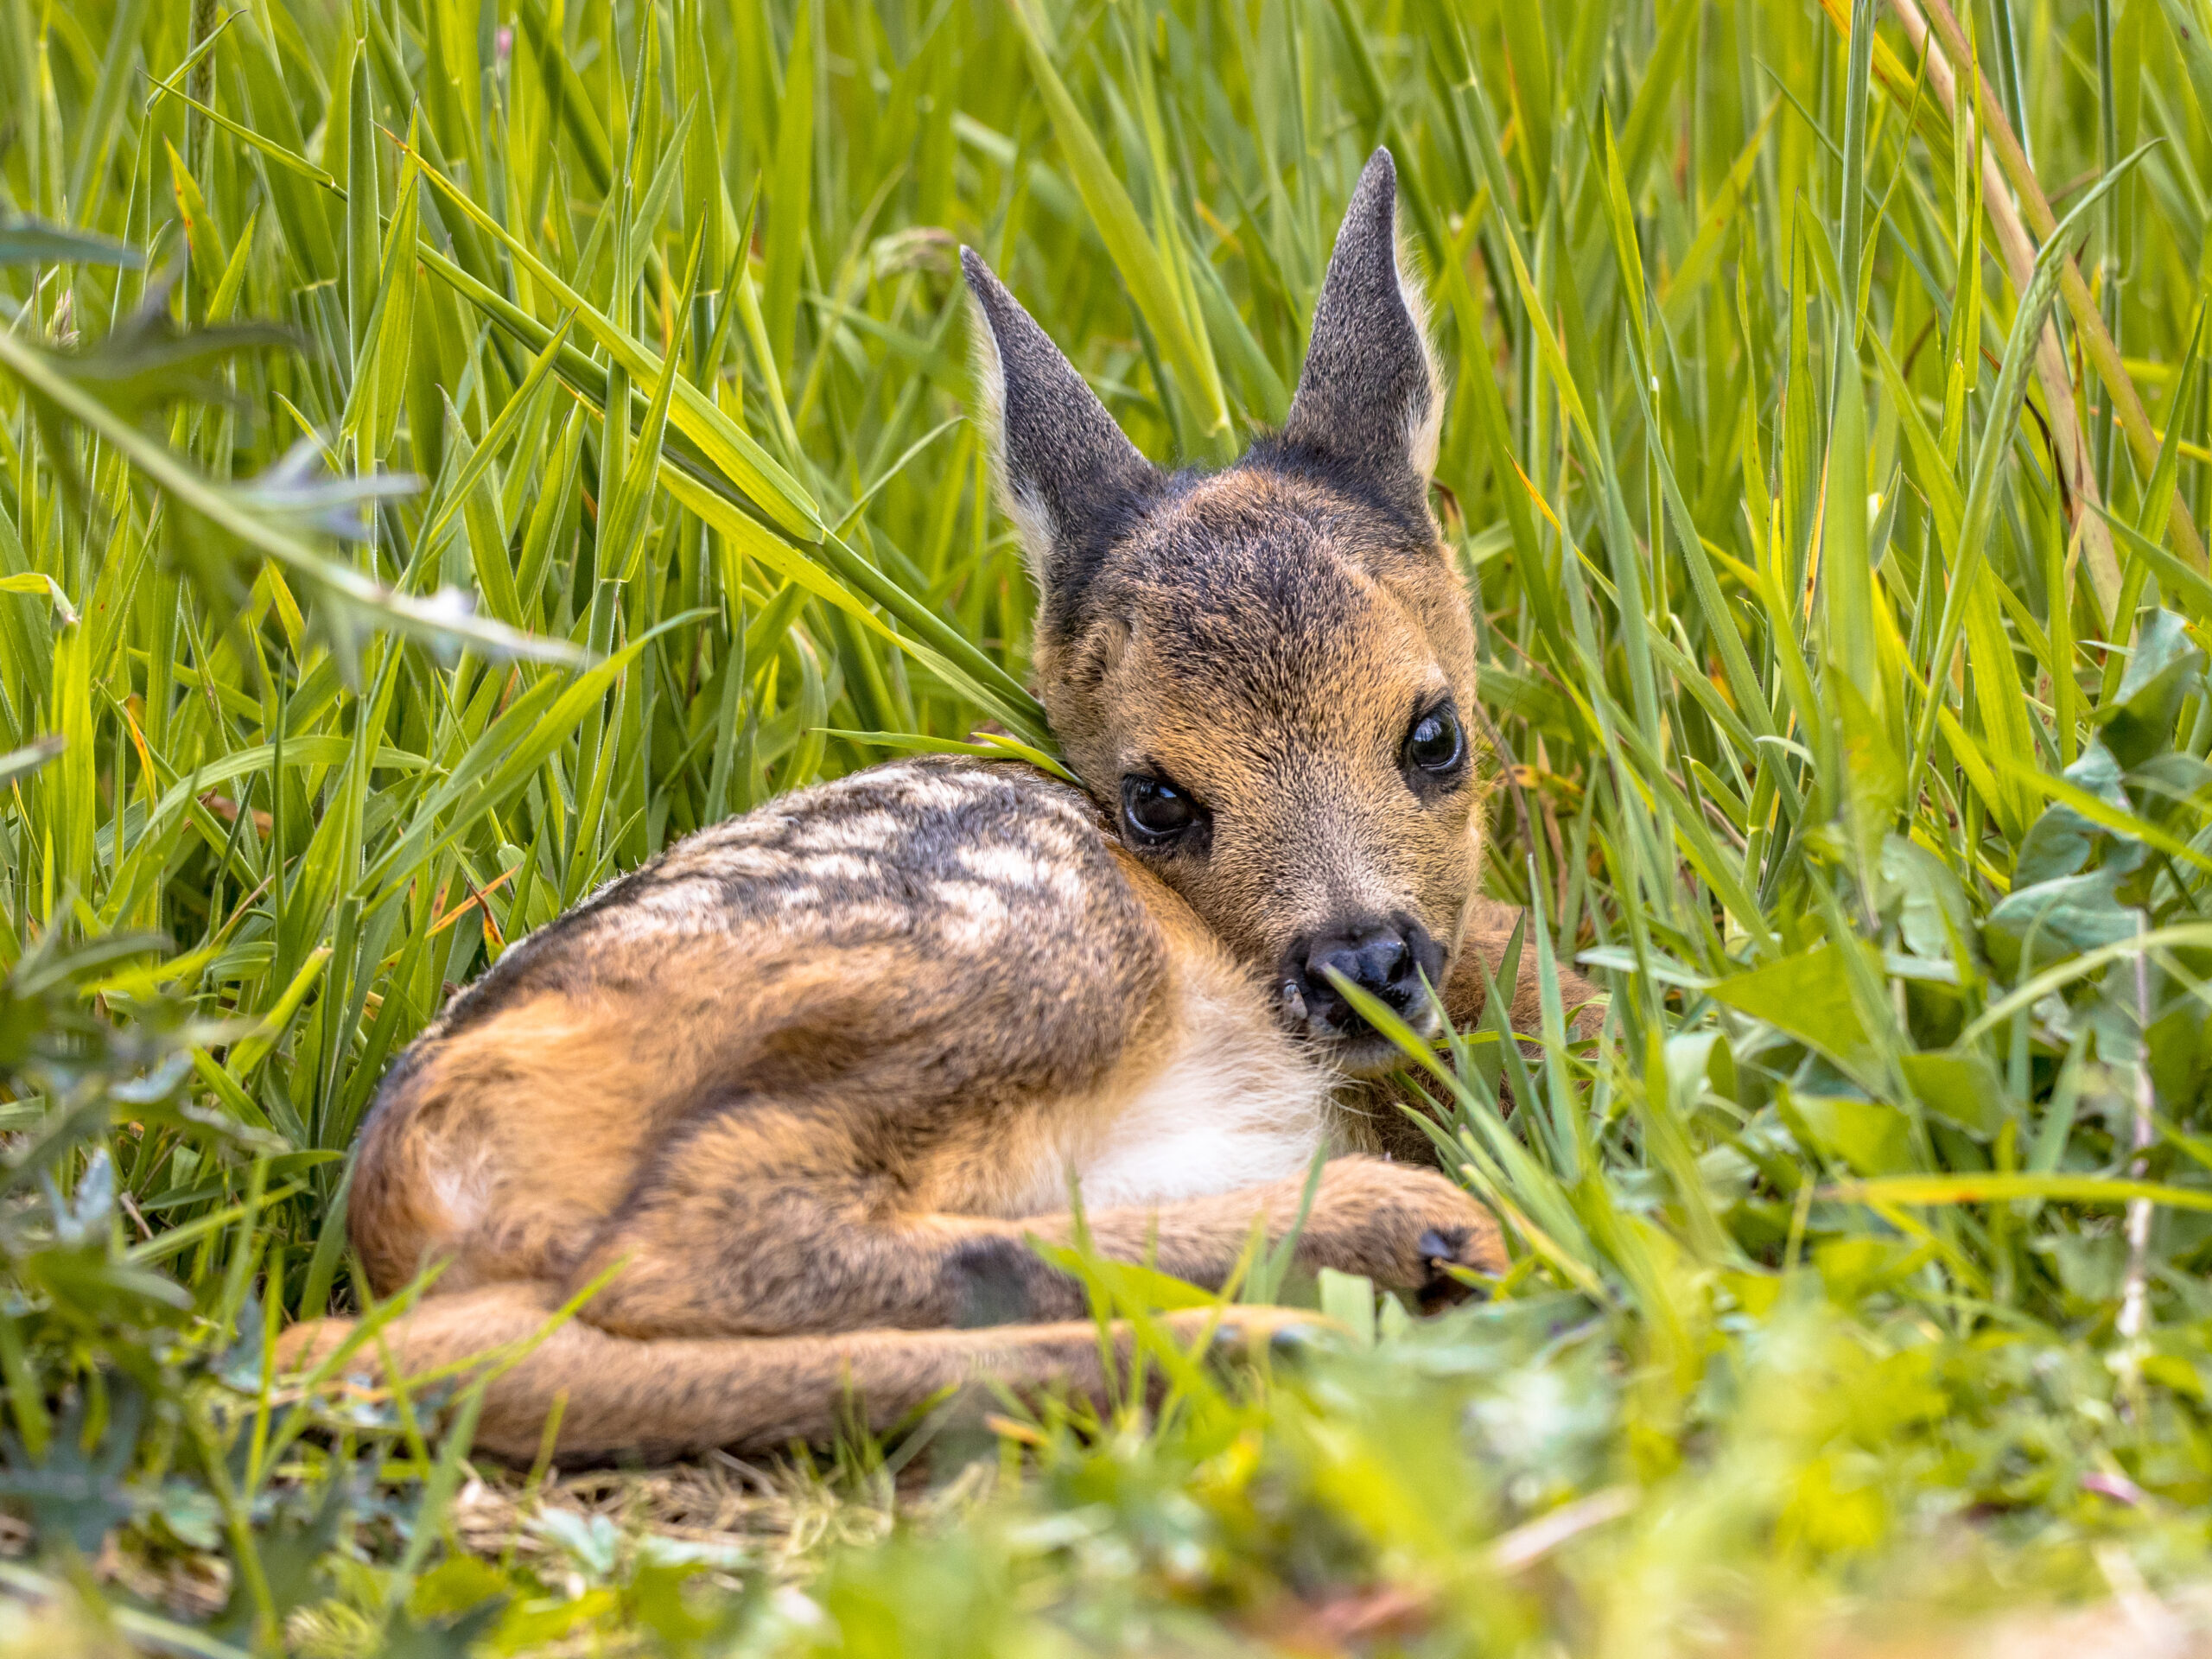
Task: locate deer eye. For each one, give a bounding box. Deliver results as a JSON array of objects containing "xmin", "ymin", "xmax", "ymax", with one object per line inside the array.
[
  {"xmin": 1121, "ymin": 774, "xmax": 1204, "ymax": 846},
  {"xmin": 1404, "ymin": 706, "xmax": 1465, "ymax": 777}
]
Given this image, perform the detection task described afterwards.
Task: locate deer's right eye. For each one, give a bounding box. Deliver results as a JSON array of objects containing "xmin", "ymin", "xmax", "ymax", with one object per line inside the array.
[{"xmin": 1121, "ymin": 774, "xmax": 1205, "ymax": 846}]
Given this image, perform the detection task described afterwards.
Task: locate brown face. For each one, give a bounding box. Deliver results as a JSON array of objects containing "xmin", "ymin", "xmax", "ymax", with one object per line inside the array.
[
  {"xmin": 1039, "ymin": 470, "xmax": 1484, "ymax": 1076},
  {"xmin": 964, "ymin": 147, "xmax": 1469, "ymax": 1076}
]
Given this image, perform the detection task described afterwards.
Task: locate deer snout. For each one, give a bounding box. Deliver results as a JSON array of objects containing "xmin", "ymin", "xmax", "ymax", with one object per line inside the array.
[{"xmin": 1278, "ymin": 913, "xmax": 1446, "ymax": 1045}]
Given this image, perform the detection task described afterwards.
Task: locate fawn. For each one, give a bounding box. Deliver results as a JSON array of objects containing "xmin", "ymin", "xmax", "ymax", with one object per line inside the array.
[{"xmin": 280, "ymin": 150, "xmax": 1595, "ymax": 1459}]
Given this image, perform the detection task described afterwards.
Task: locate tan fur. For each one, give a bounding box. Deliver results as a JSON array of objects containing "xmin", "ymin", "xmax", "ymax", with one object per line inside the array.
[
  {"xmin": 283, "ymin": 1286, "xmax": 1321, "ymax": 1462},
  {"xmin": 280, "ymin": 151, "xmax": 1601, "ymax": 1462},
  {"xmin": 1034, "ymin": 467, "xmax": 1489, "ymax": 1039}
]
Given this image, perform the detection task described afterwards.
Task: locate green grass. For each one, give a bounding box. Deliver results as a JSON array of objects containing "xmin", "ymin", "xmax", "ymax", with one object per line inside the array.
[{"xmin": 7, "ymin": 0, "xmax": 2212, "ymax": 1650}]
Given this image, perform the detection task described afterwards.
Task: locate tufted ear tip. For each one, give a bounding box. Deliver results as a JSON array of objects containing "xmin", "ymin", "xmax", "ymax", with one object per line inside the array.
[
  {"xmin": 1275, "ymin": 146, "xmax": 1441, "ymax": 510},
  {"xmin": 1339, "ymin": 149, "xmax": 1399, "ymax": 243},
  {"xmin": 958, "ymin": 245, "xmax": 991, "ymax": 293},
  {"xmin": 961, "ymin": 247, "xmax": 1019, "ymax": 336},
  {"xmin": 961, "ymin": 246, "xmax": 1160, "ymax": 616}
]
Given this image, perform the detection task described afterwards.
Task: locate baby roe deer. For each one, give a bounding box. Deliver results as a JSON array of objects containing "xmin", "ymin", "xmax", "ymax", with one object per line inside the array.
[{"xmin": 280, "ymin": 150, "xmax": 1595, "ymax": 1459}]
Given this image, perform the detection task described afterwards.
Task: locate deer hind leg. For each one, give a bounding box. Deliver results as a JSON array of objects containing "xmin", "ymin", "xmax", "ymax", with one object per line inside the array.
[
  {"xmin": 278, "ymin": 1281, "xmax": 1313, "ymax": 1460},
  {"xmin": 345, "ymin": 993, "xmax": 690, "ymax": 1299}
]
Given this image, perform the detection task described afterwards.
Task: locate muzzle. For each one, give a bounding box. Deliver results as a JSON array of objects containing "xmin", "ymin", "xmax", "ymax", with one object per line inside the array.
[{"xmin": 1276, "ymin": 912, "xmax": 1446, "ymax": 1050}]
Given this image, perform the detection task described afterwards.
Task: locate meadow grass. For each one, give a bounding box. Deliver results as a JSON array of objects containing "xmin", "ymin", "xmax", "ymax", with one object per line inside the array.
[{"xmin": 7, "ymin": 0, "xmax": 2212, "ymax": 1651}]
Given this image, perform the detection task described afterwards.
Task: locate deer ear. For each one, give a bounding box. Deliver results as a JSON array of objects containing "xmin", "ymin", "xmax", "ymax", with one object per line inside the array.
[
  {"xmin": 1277, "ymin": 149, "xmax": 1441, "ymax": 516},
  {"xmin": 963, "ymin": 248, "xmax": 1161, "ymax": 620}
]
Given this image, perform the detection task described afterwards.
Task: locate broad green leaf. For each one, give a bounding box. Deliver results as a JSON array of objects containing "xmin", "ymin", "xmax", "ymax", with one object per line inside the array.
[{"xmin": 1710, "ymin": 945, "xmax": 1883, "ymax": 1075}]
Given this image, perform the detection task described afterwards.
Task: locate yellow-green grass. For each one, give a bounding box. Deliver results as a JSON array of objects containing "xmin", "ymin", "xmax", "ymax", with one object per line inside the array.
[{"xmin": 6, "ymin": 0, "xmax": 2212, "ymax": 1651}]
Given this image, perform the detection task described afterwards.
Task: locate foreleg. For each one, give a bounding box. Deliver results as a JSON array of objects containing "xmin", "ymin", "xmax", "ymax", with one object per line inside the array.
[{"xmin": 562, "ymin": 1107, "xmax": 1501, "ymax": 1339}]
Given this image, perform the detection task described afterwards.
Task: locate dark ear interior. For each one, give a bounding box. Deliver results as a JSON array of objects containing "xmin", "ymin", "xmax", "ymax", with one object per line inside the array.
[
  {"xmin": 1273, "ymin": 149, "xmax": 1441, "ymax": 518},
  {"xmin": 963, "ymin": 249, "xmax": 1161, "ymax": 623}
]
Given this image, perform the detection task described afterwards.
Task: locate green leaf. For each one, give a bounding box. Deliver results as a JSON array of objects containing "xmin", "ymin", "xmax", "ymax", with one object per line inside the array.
[
  {"xmin": 0, "ymin": 218, "xmax": 142, "ymax": 267},
  {"xmin": 1710, "ymin": 945, "xmax": 1884, "ymax": 1076},
  {"xmin": 0, "ymin": 573, "xmax": 78, "ymax": 627},
  {"xmin": 1787, "ymin": 1090, "xmax": 1915, "ymax": 1175},
  {"xmin": 1898, "ymin": 1052, "xmax": 2007, "ymax": 1136},
  {"xmin": 2099, "ymin": 608, "xmax": 2204, "ymax": 766},
  {"xmin": 1832, "ymin": 1173, "xmax": 2212, "ymax": 1212},
  {"xmin": 763, "ymin": 0, "xmax": 814, "ymax": 376},
  {"xmin": 1984, "ymin": 861, "xmax": 2143, "ymax": 977},
  {"xmin": 1003, "ymin": 0, "xmax": 1230, "ymax": 455}
]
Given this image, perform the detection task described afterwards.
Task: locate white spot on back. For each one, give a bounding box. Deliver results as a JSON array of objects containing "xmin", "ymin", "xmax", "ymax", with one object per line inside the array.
[
  {"xmin": 957, "ymin": 843, "xmax": 1085, "ymax": 901},
  {"xmin": 935, "ymin": 880, "xmax": 1011, "ymax": 948},
  {"xmin": 957, "ymin": 845, "xmax": 1042, "ymax": 885},
  {"xmin": 797, "ymin": 852, "xmax": 871, "ymax": 883}
]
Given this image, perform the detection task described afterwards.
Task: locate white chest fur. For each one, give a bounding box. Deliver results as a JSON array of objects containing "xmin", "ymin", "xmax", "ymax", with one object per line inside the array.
[{"xmin": 1065, "ymin": 963, "xmax": 1342, "ymax": 1211}]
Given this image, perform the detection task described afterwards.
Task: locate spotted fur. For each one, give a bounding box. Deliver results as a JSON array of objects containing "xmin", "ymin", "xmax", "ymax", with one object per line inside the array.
[{"xmin": 280, "ymin": 149, "xmax": 1599, "ymax": 1460}]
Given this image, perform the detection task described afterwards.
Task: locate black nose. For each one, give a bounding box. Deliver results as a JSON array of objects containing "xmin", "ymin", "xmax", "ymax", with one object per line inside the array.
[{"xmin": 1281, "ymin": 914, "xmax": 1443, "ymax": 1036}]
